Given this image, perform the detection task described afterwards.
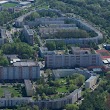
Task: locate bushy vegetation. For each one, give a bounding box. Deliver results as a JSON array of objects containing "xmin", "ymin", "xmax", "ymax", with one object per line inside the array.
[
  {"xmin": 25, "ymin": 12, "xmax": 40, "ymax": 21},
  {"xmin": 34, "ymin": 73, "xmax": 85, "ymax": 100},
  {"xmin": 49, "ymin": 29, "xmax": 91, "ymax": 39},
  {"xmin": 1, "ymin": 42, "xmax": 35, "ymax": 59},
  {"xmin": 46, "ymin": 41, "xmax": 67, "ymax": 50},
  {"xmin": 0, "ymin": 10, "xmax": 26, "ymax": 26}
]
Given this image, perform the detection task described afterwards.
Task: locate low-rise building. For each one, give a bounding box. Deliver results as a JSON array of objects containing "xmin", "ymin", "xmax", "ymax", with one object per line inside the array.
[
  {"xmin": 4, "ymin": 54, "xmax": 20, "ymax": 64},
  {"xmin": 103, "ymin": 44, "xmax": 110, "ymax": 50}
]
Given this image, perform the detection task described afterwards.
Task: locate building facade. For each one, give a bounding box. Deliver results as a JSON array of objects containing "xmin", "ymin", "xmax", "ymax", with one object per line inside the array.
[
  {"xmin": 0, "ymin": 29, "xmax": 7, "ymax": 45},
  {"xmin": 0, "ymin": 61, "xmax": 40, "ymax": 80},
  {"xmin": 23, "ymin": 25, "xmax": 34, "ymax": 45},
  {"xmin": 24, "ymin": 80, "xmax": 34, "ymax": 96},
  {"xmin": 34, "ymin": 88, "xmax": 82, "ymax": 110},
  {"xmin": 52, "ymin": 68, "xmax": 94, "ymax": 79},
  {"xmin": 45, "ymin": 53, "xmax": 103, "ymax": 68},
  {"xmin": 0, "ymin": 97, "xmax": 32, "ymax": 107},
  {"xmin": 85, "ymin": 76, "xmax": 98, "ymax": 89}
]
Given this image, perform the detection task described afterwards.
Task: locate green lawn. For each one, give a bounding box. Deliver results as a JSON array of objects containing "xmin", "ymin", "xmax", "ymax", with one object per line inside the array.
[
  {"xmin": 57, "ymin": 86, "xmax": 68, "ymax": 93},
  {"xmin": 0, "ymin": 86, "xmax": 22, "ymax": 97},
  {"xmin": 2, "ymin": 3, "xmax": 18, "ymax": 8}
]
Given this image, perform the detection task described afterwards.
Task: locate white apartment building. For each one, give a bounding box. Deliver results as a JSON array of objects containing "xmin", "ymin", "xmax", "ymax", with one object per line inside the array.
[
  {"xmin": 45, "ymin": 47, "xmax": 103, "ymax": 68},
  {"xmin": 85, "ymin": 76, "xmax": 98, "ymax": 89},
  {"xmin": 24, "ymin": 80, "xmax": 33, "ymax": 96},
  {"xmin": 0, "ymin": 61, "xmax": 40, "ymax": 80}
]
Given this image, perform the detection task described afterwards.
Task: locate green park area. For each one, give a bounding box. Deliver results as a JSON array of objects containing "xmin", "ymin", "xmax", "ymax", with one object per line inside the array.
[
  {"xmin": 0, "ymin": 85, "xmax": 23, "ymax": 97},
  {"xmin": 2, "ymin": 2, "xmax": 18, "ymax": 8},
  {"xmin": 35, "ymin": 73, "xmax": 85, "ymax": 100}
]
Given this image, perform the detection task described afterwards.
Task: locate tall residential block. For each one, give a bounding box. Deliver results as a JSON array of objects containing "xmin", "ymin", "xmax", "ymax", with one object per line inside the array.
[
  {"xmin": 45, "ymin": 47, "xmax": 103, "ymax": 68},
  {"xmin": 0, "ymin": 61, "xmax": 40, "ymax": 80},
  {"xmin": 23, "ymin": 25, "xmax": 34, "ymax": 45}
]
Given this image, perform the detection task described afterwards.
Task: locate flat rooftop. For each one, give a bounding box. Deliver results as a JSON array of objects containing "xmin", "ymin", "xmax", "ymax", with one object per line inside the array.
[
  {"xmin": 86, "ymin": 76, "xmax": 97, "ymax": 82},
  {"xmin": 0, "ymin": 1, "xmax": 8, "ymax": 4},
  {"xmin": 13, "ymin": 61, "xmax": 37, "ymax": 66},
  {"xmin": 24, "ymin": 80, "xmax": 33, "ymax": 90},
  {"xmin": 24, "ymin": 25, "xmax": 34, "ymax": 35},
  {"xmin": 71, "ymin": 47, "xmax": 92, "ymax": 54}
]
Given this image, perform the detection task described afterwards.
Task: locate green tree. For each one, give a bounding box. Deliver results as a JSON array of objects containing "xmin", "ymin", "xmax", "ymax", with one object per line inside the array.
[
  {"xmin": 2, "ymin": 42, "xmax": 35, "ymax": 59},
  {"xmin": 0, "ymin": 56, "xmax": 9, "ymax": 66},
  {"xmin": 65, "ymin": 104, "xmax": 79, "ymax": 110},
  {"xmin": 46, "ymin": 41, "xmax": 56, "ymax": 50},
  {"xmin": 25, "ymin": 12, "xmax": 40, "ymax": 21}
]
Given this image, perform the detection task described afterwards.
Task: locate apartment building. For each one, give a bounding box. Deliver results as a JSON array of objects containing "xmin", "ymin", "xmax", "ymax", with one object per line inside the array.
[
  {"xmin": 35, "ymin": 17, "xmax": 65, "ymax": 25},
  {"xmin": 0, "ymin": 97, "xmax": 32, "ymax": 107},
  {"xmin": 0, "ymin": 29, "xmax": 7, "ymax": 45},
  {"xmin": 35, "ymin": 88, "xmax": 82, "ymax": 110},
  {"xmin": 23, "ymin": 25, "xmax": 34, "ymax": 45},
  {"xmin": 52, "ymin": 68, "xmax": 94, "ymax": 79},
  {"xmin": 24, "ymin": 80, "xmax": 34, "ymax": 96},
  {"xmin": 85, "ymin": 76, "xmax": 98, "ymax": 89},
  {"xmin": 46, "ymin": 36, "xmax": 101, "ymax": 45},
  {"xmin": 0, "ymin": 61, "xmax": 40, "ymax": 80},
  {"xmin": 48, "ymin": 24, "xmax": 76, "ymax": 28},
  {"xmin": 45, "ymin": 47, "xmax": 103, "ymax": 68},
  {"xmin": 39, "ymin": 47, "xmax": 55, "ymax": 57},
  {"xmin": 39, "ymin": 27, "xmax": 78, "ymax": 38}
]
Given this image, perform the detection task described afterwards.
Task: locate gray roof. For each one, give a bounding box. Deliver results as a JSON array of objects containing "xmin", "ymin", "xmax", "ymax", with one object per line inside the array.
[
  {"xmin": 4, "ymin": 54, "xmax": 18, "ymax": 59},
  {"xmin": 0, "ymin": 29, "xmax": 6, "ymax": 39},
  {"xmin": 19, "ymin": 1, "xmax": 31, "ymax": 5},
  {"xmin": 24, "ymin": 25, "xmax": 34, "ymax": 35},
  {"xmin": 13, "ymin": 61, "xmax": 37, "ymax": 66},
  {"xmin": 53, "ymin": 69, "xmax": 75, "ymax": 78},
  {"xmin": 86, "ymin": 76, "xmax": 97, "ymax": 83},
  {"xmin": 24, "ymin": 80, "xmax": 33, "ymax": 90}
]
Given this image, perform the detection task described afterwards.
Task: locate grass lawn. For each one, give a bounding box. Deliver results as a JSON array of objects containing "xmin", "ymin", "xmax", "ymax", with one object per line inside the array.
[
  {"xmin": 0, "ymin": 86, "xmax": 22, "ymax": 97},
  {"xmin": 2, "ymin": 3, "xmax": 18, "ymax": 8},
  {"xmin": 57, "ymin": 86, "xmax": 68, "ymax": 93},
  {"xmin": 56, "ymin": 78, "xmax": 66, "ymax": 84}
]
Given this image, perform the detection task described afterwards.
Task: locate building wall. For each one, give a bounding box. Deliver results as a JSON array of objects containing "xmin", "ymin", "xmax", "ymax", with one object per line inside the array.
[
  {"xmin": 52, "ymin": 68, "xmax": 93, "ymax": 79},
  {"xmin": 45, "ymin": 54, "xmax": 103, "ymax": 68},
  {"xmin": 85, "ymin": 76, "xmax": 98, "ymax": 88},
  {"xmin": 23, "ymin": 25, "xmax": 34, "ymax": 45},
  {"xmin": 46, "ymin": 36, "xmax": 101, "ymax": 45},
  {"xmin": 0, "ymin": 66, "xmax": 40, "ymax": 80},
  {"xmin": 24, "ymin": 80, "xmax": 33, "ymax": 96},
  {"xmin": 34, "ymin": 88, "xmax": 82, "ymax": 109},
  {"xmin": 0, "ymin": 98, "xmax": 32, "ymax": 107}
]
